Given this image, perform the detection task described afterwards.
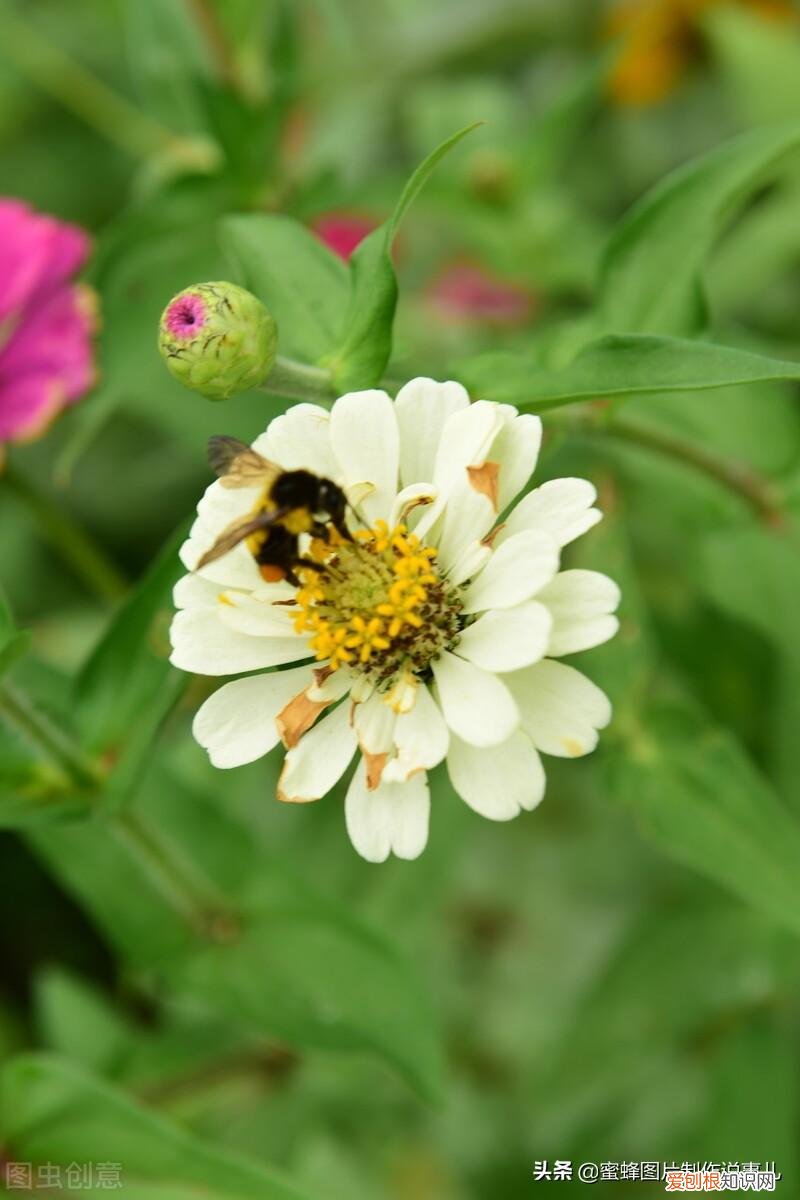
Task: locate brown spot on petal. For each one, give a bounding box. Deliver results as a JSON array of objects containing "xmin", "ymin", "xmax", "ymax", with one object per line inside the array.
[
  {"xmin": 482, "ymin": 521, "xmax": 506, "ymax": 548},
  {"xmin": 364, "ymin": 751, "xmax": 388, "ymax": 791},
  {"xmin": 276, "ymin": 690, "xmax": 328, "ymax": 749},
  {"xmin": 396, "ymin": 491, "xmax": 436, "ymax": 523},
  {"xmin": 313, "ymin": 666, "xmax": 334, "ymax": 688},
  {"xmin": 467, "ymin": 461, "xmax": 500, "ymax": 510}
]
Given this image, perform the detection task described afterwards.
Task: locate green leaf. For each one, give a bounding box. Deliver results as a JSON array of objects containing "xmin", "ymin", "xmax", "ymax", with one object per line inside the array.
[
  {"xmin": 690, "ymin": 1009, "xmax": 798, "ymax": 1180},
  {"xmin": 615, "ymin": 704, "xmax": 800, "ymax": 937},
  {"xmin": 705, "ymin": 6, "xmax": 800, "ymax": 128},
  {"xmin": 220, "ymin": 214, "xmax": 350, "ymax": 363},
  {"xmin": 27, "ymin": 779, "xmax": 443, "ymax": 1100},
  {"xmin": 73, "ymin": 524, "xmax": 188, "ymax": 762},
  {"xmin": 458, "ymin": 333, "xmax": 800, "ymax": 412},
  {"xmin": 598, "ymin": 122, "xmax": 800, "ymax": 335},
  {"xmin": 699, "ymin": 527, "xmax": 800, "ymax": 810},
  {"xmin": 166, "ymin": 873, "xmax": 444, "ymax": 1104},
  {"xmin": 35, "ymin": 968, "xmax": 133, "ymax": 1075},
  {"xmin": 329, "ymin": 123, "xmax": 480, "ymax": 390},
  {"xmin": 0, "ymin": 587, "xmax": 29, "ymax": 679},
  {"xmin": 0, "ymin": 1053, "xmax": 313, "ymax": 1200},
  {"xmin": 122, "ymin": 0, "xmax": 211, "ymax": 136}
]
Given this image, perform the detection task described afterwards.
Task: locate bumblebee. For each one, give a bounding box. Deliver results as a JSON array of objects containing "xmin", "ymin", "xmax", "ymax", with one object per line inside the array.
[{"xmin": 196, "ymin": 435, "xmax": 350, "ymax": 585}]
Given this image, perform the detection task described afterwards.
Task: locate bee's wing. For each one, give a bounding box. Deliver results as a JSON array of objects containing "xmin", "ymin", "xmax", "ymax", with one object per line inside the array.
[
  {"xmin": 208, "ymin": 435, "xmax": 281, "ymax": 490},
  {"xmin": 195, "ymin": 512, "xmax": 280, "ymax": 570}
]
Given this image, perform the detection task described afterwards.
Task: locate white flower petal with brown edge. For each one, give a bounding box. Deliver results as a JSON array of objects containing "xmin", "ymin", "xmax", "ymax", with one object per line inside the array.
[
  {"xmin": 252, "ymin": 403, "xmax": 336, "ymax": 477},
  {"xmin": 394, "ymin": 377, "xmax": 470, "ymax": 488},
  {"xmin": 461, "ymin": 529, "xmax": 559, "ymax": 614},
  {"xmin": 193, "ymin": 665, "xmax": 315, "ymax": 769},
  {"xmin": 498, "ymin": 478, "xmax": 602, "ymax": 548},
  {"xmin": 436, "ymin": 478, "xmax": 496, "ymax": 574},
  {"xmin": 431, "ymin": 651, "xmax": 519, "ymax": 748},
  {"xmin": 170, "ymin": 608, "xmax": 311, "ymax": 676},
  {"xmin": 506, "ymin": 658, "xmax": 612, "ymax": 758},
  {"xmin": 352, "ymin": 691, "xmax": 397, "ymax": 755},
  {"xmin": 490, "ymin": 411, "xmax": 543, "ymax": 513},
  {"xmin": 415, "ymin": 400, "xmax": 506, "ymax": 540},
  {"xmin": 382, "ymin": 682, "xmax": 449, "ymax": 784},
  {"xmin": 216, "ymin": 592, "xmax": 298, "ymax": 638},
  {"xmin": 538, "ymin": 570, "xmax": 621, "ymax": 657},
  {"xmin": 389, "ymin": 482, "xmax": 438, "ymax": 529},
  {"xmin": 345, "ymin": 760, "xmax": 430, "ymax": 862},
  {"xmin": 447, "ymin": 730, "xmax": 545, "ymax": 820},
  {"xmin": 456, "ymin": 602, "xmax": 552, "ymax": 673},
  {"xmin": 329, "ymin": 389, "xmax": 399, "ymax": 524},
  {"xmin": 278, "ymin": 702, "xmax": 357, "ymax": 803}
]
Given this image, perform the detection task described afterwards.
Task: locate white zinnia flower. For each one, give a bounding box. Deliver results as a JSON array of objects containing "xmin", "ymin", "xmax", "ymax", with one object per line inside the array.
[{"xmin": 170, "ymin": 379, "xmax": 619, "ymax": 862}]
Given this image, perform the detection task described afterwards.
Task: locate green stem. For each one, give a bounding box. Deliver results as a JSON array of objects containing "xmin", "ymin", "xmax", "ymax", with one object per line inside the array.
[
  {"xmin": 3, "ymin": 464, "xmax": 128, "ymax": 603},
  {"xmin": 0, "ymin": 680, "xmax": 103, "ymax": 791},
  {"xmin": 262, "ymin": 355, "xmax": 337, "ymax": 405},
  {"xmin": 0, "ymin": 5, "xmax": 216, "ymax": 169},
  {"xmin": 186, "ymin": 0, "xmax": 243, "ymax": 95},
  {"xmin": 0, "ymin": 674, "xmax": 239, "ymax": 940},
  {"xmin": 555, "ymin": 408, "xmax": 785, "ymax": 527},
  {"xmin": 113, "ymin": 811, "xmax": 240, "ymax": 941}
]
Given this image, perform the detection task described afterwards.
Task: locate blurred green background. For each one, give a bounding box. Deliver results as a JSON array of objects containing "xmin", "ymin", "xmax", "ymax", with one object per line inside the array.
[{"xmin": 2, "ymin": 1, "xmax": 800, "ymax": 1196}]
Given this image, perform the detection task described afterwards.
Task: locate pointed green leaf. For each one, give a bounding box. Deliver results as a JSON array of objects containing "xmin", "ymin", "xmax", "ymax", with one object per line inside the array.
[
  {"xmin": 459, "ymin": 334, "xmax": 800, "ymax": 412},
  {"xmin": 598, "ymin": 122, "xmax": 800, "ymax": 335},
  {"xmin": 0, "ymin": 1054, "xmax": 313, "ymax": 1199},
  {"xmin": 330, "ymin": 123, "xmax": 480, "ymax": 390}
]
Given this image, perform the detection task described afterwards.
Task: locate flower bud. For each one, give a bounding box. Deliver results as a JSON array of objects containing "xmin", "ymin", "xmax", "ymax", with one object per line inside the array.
[{"xmin": 158, "ymin": 282, "xmax": 277, "ymax": 400}]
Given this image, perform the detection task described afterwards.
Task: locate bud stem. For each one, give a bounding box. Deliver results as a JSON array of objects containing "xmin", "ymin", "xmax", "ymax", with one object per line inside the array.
[{"xmin": 262, "ymin": 356, "xmax": 337, "ymax": 405}]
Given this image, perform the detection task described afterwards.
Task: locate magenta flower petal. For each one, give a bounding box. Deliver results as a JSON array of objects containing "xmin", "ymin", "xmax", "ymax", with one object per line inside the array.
[
  {"xmin": 311, "ymin": 213, "xmax": 377, "ymax": 261},
  {"xmin": 0, "ymin": 199, "xmax": 95, "ymax": 446},
  {"xmin": 428, "ymin": 262, "xmax": 536, "ymax": 326}
]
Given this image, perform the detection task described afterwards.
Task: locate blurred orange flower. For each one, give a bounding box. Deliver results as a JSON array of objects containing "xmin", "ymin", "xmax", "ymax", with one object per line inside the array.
[{"xmin": 607, "ymin": 0, "xmax": 796, "ymax": 106}]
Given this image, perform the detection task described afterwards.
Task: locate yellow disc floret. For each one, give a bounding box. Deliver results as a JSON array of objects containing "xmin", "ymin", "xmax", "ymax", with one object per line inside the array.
[{"xmin": 292, "ymin": 521, "xmax": 463, "ymax": 685}]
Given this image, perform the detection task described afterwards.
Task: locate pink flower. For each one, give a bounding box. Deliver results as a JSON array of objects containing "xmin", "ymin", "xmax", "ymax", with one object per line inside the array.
[
  {"xmin": 427, "ymin": 262, "xmax": 536, "ymax": 327},
  {"xmin": 311, "ymin": 212, "xmax": 377, "ymax": 261},
  {"xmin": 0, "ymin": 199, "xmax": 96, "ymax": 447}
]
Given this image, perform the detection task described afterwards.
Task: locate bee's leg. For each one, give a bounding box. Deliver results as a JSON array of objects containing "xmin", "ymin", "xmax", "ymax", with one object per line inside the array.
[{"xmin": 289, "ymin": 559, "xmax": 324, "ymax": 586}]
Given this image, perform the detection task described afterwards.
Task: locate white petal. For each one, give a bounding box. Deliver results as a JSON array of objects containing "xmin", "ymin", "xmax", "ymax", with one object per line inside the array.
[
  {"xmin": 170, "ymin": 608, "xmax": 311, "ymax": 675},
  {"xmin": 253, "ymin": 404, "xmax": 336, "ymax": 477},
  {"xmin": 389, "ymin": 482, "xmax": 438, "ymax": 529},
  {"xmin": 329, "ymin": 389, "xmax": 399, "ymax": 524},
  {"xmin": 447, "ymin": 541, "xmax": 492, "ymax": 587},
  {"xmin": 461, "ymin": 530, "xmax": 559, "ymax": 614},
  {"xmin": 436, "ymin": 480, "xmax": 496, "ymax": 574},
  {"xmin": 431, "ymin": 651, "xmax": 518, "ymax": 748},
  {"xmin": 456, "ymin": 602, "xmax": 552, "ymax": 672},
  {"xmin": 538, "ymin": 570, "xmax": 621, "ymax": 656},
  {"xmin": 278, "ymin": 702, "xmax": 357, "ymax": 802},
  {"xmin": 490, "ymin": 412, "xmax": 542, "ymax": 512},
  {"xmin": 193, "ymin": 666, "xmax": 314, "ymax": 769},
  {"xmin": 447, "ymin": 730, "xmax": 545, "ymax": 820},
  {"xmin": 506, "ymin": 659, "xmax": 612, "ymax": 758},
  {"xmin": 173, "ymin": 573, "xmax": 220, "ymax": 610},
  {"xmin": 345, "ymin": 760, "xmax": 430, "ymax": 862},
  {"xmin": 415, "ymin": 400, "xmax": 506, "ymax": 540},
  {"xmin": 499, "ymin": 478, "xmax": 602, "ymax": 548},
  {"xmin": 394, "ymin": 377, "xmax": 470, "ymax": 488},
  {"xmin": 216, "ymin": 592, "xmax": 298, "ymax": 637},
  {"xmin": 352, "ymin": 691, "xmax": 397, "ymax": 755},
  {"xmin": 382, "ymin": 683, "xmax": 449, "ymax": 783},
  {"xmin": 180, "ymin": 521, "xmax": 262, "ymax": 591}
]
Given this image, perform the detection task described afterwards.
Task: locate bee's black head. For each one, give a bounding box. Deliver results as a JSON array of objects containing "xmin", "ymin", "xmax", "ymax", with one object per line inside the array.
[{"xmin": 316, "ymin": 478, "xmax": 345, "ymax": 517}]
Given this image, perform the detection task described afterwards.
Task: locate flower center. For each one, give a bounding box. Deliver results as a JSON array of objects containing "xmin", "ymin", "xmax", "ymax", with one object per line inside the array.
[
  {"xmin": 166, "ymin": 294, "xmax": 207, "ymax": 338},
  {"xmin": 293, "ymin": 521, "xmax": 464, "ymax": 689}
]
